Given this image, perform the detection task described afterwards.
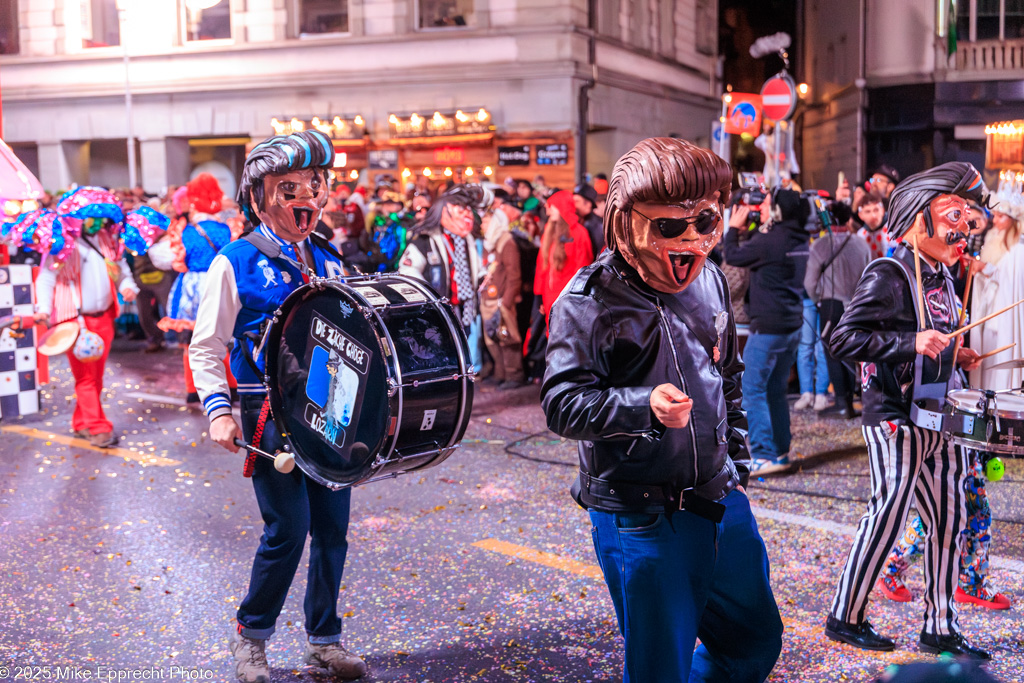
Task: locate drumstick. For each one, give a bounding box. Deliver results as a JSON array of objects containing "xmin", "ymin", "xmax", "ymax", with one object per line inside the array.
[
  {"xmin": 911, "ymin": 234, "xmax": 925, "ymax": 329},
  {"xmin": 946, "ymin": 298, "xmax": 1024, "ymax": 340},
  {"xmin": 234, "ymin": 438, "xmax": 296, "ymax": 473},
  {"xmin": 959, "ymin": 258, "xmax": 977, "ymax": 327},
  {"xmin": 978, "ymin": 343, "xmax": 1016, "ymax": 361}
]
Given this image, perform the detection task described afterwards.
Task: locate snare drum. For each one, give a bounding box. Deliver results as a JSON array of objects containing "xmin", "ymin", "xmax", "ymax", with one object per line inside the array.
[
  {"xmin": 944, "ymin": 389, "xmax": 1024, "ymax": 457},
  {"xmin": 263, "ymin": 273, "xmax": 474, "ymax": 489}
]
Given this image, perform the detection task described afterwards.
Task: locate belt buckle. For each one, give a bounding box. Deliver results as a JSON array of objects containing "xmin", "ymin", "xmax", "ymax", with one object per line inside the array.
[{"xmin": 679, "ymin": 487, "xmax": 692, "ymax": 511}]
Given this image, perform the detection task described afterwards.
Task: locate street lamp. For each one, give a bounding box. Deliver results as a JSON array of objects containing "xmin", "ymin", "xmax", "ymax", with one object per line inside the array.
[{"xmin": 114, "ymin": 0, "xmax": 137, "ymax": 190}]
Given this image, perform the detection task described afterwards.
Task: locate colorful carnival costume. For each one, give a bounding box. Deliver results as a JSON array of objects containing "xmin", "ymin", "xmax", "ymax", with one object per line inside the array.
[
  {"xmin": 158, "ymin": 174, "xmax": 236, "ymax": 403},
  {"xmin": 2, "ymin": 187, "xmax": 164, "ymax": 448},
  {"xmin": 877, "ymin": 451, "xmax": 1008, "ymax": 609}
]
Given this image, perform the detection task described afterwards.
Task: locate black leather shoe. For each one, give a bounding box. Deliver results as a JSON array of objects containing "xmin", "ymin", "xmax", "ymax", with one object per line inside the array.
[
  {"xmin": 839, "ymin": 406, "xmax": 862, "ymax": 420},
  {"xmin": 919, "ymin": 631, "xmax": 991, "ymax": 660},
  {"xmin": 825, "ymin": 615, "xmax": 895, "ymax": 651}
]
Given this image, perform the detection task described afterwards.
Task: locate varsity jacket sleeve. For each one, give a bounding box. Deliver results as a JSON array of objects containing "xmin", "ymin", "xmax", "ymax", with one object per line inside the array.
[
  {"xmin": 829, "ymin": 261, "xmax": 918, "ymax": 365},
  {"xmin": 541, "ymin": 290, "xmax": 659, "ymax": 442},
  {"xmin": 189, "ymin": 254, "xmax": 241, "ymax": 423},
  {"xmin": 398, "ymin": 242, "xmax": 427, "ymax": 281}
]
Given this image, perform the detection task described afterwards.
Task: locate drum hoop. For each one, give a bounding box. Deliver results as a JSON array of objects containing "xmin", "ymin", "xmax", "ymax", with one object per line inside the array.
[
  {"xmin": 263, "ymin": 279, "xmax": 391, "ymax": 489},
  {"xmin": 947, "ymin": 393, "xmax": 1024, "ymax": 420},
  {"xmin": 346, "ymin": 280, "xmax": 403, "ymax": 474},
  {"xmin": 389, "ymin": 273, "xmax": 474, "ymax": 453},
  {"xmin": 950, "ymin": 437, "xmax": 1024, "ymax": 456}
]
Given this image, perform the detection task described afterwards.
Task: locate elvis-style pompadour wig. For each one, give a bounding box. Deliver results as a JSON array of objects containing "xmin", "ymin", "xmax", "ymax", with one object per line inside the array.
[
  {"xmin": 885, "ymin": 161, "xmax": 989, "ymax": 239},
  {"xmin": 238, "ymin": 130, "xmax": 335, "ymax": 226},
  {"xmin": 605, "ymin": 137, "xmax": 733, "ymax": 254}
]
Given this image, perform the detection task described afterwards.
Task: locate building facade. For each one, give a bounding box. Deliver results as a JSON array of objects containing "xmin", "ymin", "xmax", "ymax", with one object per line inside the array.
[
  {"xmin": 800, "ymin": 0, "xmax": 1024, "ymax": 190},
  {"xmin": 0, "ymin": 0, "xmax": 720, "ymax": 195}
]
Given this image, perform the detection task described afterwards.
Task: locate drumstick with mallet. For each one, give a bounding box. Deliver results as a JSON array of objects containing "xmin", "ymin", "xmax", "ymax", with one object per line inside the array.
[
  {"xmin": 946, "ymin": 298, "xmax": 1024, "ymax": 340},
  {"xmin": 978, "ymin": 342, "xmax": 1016, "ymax": 361},
  {"xmin": 234, "ymin": 438, "xmax": 296, "ymax": 473}
]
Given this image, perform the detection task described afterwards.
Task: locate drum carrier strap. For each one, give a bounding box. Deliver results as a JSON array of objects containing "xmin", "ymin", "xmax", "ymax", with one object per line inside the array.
[
  {"xmin": 873, "ymin": 253, "xmax": 961, "ymax": 431},
  {"xmin": 243, "ymin": 398, "xmax": 272, "ymax": 478}
]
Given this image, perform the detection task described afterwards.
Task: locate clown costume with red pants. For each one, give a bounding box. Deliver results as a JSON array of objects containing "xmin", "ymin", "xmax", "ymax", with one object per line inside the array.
[{"xmin": 35, "ymin": 228, "xmax": 139, "ymax": 449}]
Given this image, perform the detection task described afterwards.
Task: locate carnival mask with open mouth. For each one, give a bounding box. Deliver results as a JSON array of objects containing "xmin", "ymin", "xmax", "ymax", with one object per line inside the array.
[
  {"xmin": 911, "ymin": 193, "xmax": 971, "ymax": 267},
  {"xmin": 618, "ymin": 196, "xmax": 723, "ymax": 293},
  {"xmin": 257, "ymin": 168, "xmax": 328, "ymax": 241}
]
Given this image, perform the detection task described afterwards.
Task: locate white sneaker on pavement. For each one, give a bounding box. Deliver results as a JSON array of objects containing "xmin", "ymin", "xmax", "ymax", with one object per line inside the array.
[
  {"xmin": 229, "ymin": 630, "xmax": 271, "ymax": 683},
  {"xmin": 794, "ymin": 392, "xmax": 814, "ymax": 410},
  {"xmin": 813, "ymin": 394, "xmax": 831, "ymax": 411},
  {"xmin": 304, "ymin": 641, "xmax": 367, "ymax": 679},
  {"xmin": 750, "ymin": 454, "xmax": 791, "ymax": 476}
]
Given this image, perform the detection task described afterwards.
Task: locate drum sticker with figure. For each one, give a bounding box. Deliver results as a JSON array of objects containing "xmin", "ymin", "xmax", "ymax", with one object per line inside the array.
[{"xmin": 304, "ymin": 314, "xmax": 372, "ymax": 451}]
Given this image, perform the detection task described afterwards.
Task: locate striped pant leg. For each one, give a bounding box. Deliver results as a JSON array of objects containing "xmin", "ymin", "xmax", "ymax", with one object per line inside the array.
[
  {"xmin": 913, "ymin": 434, "xmax": 968, "ymax": 636},
  {"xmin": 830, "ymin": 423, "xmax": 924, "ymax": 624}
]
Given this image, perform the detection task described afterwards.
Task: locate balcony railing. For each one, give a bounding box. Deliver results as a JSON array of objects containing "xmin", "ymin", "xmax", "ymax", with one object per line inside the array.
[{"xmin": 954, "ymin": 38, "xmax": 1024, "ymax": 71}]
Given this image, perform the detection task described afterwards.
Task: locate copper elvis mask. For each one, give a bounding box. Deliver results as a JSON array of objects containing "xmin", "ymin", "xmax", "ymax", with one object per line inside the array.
[
  {"xmin": 912, "ymin": 194, "xmax": 970, "ymax": 267},
  {"xmin": 615, "ymin": 196, "xmax": 724, "ymax": 293},
  {"xmin": 255, "ymin": 168, "xmax": 329, "ymax": 242},
  {"xmin": 440, "ymin": 203, "xmax": 474, "ymax": 238}
]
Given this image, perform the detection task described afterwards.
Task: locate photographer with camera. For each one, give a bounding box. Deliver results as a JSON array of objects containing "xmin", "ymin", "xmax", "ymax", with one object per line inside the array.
[{"xmin": 725, "ymin": 188, "xmax": 810, "ymax": 475}]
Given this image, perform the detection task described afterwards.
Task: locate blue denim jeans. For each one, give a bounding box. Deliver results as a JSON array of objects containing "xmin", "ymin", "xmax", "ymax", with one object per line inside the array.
[
  {"xmin": 237, "ymin": 395, "xmax": 352, "ymax": 643},
  {"xmin": 589, "ymin": 491, "xmax": 783, "ymax": 682},
  {"xmin": 743, "ymin": 330, "xmax": 801, "ymax": 461},
  {"xmin": 798, "ymin": 298, "xmax": 830, "ymax": 395}
]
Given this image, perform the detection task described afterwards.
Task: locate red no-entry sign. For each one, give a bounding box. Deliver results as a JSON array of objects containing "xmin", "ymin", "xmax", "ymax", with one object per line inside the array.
[{"xmin": 760, "ymin": 74, "xmax": 797, "ymax": 121}]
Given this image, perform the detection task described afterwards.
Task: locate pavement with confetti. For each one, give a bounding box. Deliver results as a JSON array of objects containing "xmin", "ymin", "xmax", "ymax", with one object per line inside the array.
[{"xmin": 1, "ymin": 340, "xmax": 1023, "ymax": 682}]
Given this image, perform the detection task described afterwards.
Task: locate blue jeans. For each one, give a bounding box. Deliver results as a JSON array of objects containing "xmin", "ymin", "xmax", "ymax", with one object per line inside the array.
[
  {"xmin": 743, "ymin": 330, "xmax": 800, "ymax": 461},
  {"xmin": 237, "ymin": 395, "xmax": 352, "ymax": 643},
  {"xmin": 798, "ymin": 298, "xmax": 829, "ymax": 395},
  {"xmin": 590, "ymin": 491, "xmax": 783, "ymax": 682}
]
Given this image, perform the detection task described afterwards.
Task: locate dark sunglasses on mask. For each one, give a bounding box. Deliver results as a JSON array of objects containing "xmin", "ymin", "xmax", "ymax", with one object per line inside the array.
[{"xmin": 633, "ymin": 207, "xmax": 721, "ymax": 238}]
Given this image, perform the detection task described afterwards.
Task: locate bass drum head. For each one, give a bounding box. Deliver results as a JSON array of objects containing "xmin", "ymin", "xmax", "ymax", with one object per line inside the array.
[{"xmin": 265, "ymin": 283, "xmax": 391, "ymax": 488}]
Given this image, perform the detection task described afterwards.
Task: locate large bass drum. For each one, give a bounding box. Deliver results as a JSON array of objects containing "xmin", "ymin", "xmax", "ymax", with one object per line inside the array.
[{"xmin": 262, "ymin": 273, "xmax": 474, "ymax": 489}]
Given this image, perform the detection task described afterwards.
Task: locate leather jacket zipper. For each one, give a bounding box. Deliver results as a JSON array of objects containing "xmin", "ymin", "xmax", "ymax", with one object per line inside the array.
[{"xmin": 654, "ymin": 302, "xmax": 701, "ymax": 484}]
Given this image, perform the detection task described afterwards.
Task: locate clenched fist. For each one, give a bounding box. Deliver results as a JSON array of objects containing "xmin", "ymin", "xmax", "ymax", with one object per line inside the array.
[{"xmin": 650, "ymin": 383, "xmax": 693, "ymax": 430}]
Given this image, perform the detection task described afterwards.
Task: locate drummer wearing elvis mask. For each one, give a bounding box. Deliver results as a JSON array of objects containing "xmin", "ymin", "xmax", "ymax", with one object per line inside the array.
[
  {"xmin": 824, "ymin": 162, "xmax": 988, "ymax": 659},
  {"xmin": 541, "ymin": 138, "xmax": 783, "ymax": 682},
  {"xmin": 188, "ymin": 130, "xmax": 365, "ymax": 683}
]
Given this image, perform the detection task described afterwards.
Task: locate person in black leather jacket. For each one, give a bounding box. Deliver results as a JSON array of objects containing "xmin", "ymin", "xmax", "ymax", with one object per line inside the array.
[
  {"xmin": 724, "ymin": 189, "xmax": 809, "ymax": 475},
  {"xmin": 823, "ymin": 162, "xmax": 988, "ymax": 660},
  {"xmin": 542, "ymin": 138, "xmax": 782, "ymax": 683}
]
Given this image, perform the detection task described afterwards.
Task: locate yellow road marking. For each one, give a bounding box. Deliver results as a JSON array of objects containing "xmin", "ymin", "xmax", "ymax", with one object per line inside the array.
[
  {"xmin": 472, "ymin": 538, "xmax": 604, "ymax": 580},
  {"xmin": 474, "ymin": 538, "xmax": 939, "ymax": 668},
  {"xmin": 2, "ymin": 426, "xmax": 181, "ymax": 466}
]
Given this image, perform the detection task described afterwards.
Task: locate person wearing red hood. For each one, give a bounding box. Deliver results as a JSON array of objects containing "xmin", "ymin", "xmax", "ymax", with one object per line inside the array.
[{"xmin": 535, "ymin": 190, "xmax": 593, "ymax": 325}]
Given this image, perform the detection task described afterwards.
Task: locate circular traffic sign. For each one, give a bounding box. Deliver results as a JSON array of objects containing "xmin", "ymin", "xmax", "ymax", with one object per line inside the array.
[{"xmin": 760, "ymin": 73, "xmax": 797, "ymax": 121}]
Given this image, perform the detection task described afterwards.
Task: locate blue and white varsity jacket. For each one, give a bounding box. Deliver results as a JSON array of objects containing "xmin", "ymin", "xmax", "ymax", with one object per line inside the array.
[{"xmin": 189, "ymin": 224, "xmax": 345, "ymax": 422}]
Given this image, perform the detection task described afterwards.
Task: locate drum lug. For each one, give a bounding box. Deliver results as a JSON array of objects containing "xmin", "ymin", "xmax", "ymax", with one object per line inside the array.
[{"xmin": 387, "ymin": 378, "xmax": 399, "ymax": 397}]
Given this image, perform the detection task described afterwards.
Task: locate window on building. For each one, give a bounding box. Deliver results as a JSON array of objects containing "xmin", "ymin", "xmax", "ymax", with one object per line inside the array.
[
  {"xmin": 294, "ymin": 0, "xmax": 349, "ymax": 36},
  {"xmin": 82, "ymin": 0, "xmax": 121, "ymax": 48},
  {"xmin": 0, "ymin": 0, "xmax": 18, "ymax": 55},
  {"xmin": 958, "ymin": 0, "xmax": 1024, "ymax": 41},
  {"xmin": 183, "ymin": 0, "xmax": 231, "ymax": 42},
  {"xmin": 419, "ymin": 0, "xmax": 474, "ymax": 29}
]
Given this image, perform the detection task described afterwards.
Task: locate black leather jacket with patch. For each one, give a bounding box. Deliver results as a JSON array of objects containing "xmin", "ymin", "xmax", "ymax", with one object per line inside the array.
[
  {"xmin": 830, "ymin": 244, "xmax": 963, "ymax": 424},
  {"xmin": 541, "ymin": 251, "xmax": 749, "ymax": 513}
]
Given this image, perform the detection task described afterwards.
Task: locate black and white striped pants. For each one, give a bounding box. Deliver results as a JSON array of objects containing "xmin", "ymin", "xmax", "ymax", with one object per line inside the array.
[{"xmin": 830, "ymin": 422, "xmax": 967, "ymax": 636}]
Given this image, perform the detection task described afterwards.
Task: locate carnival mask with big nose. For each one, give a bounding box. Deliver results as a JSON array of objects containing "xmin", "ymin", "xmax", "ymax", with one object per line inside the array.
[
  {"xmin": 908, "ymin": 193, "xmax": 971, "ymax": 267},
  {"xmin": 256, "ymin": 168, "xmax": 328, "ymax": 242},
  {"xmin": 616, "ymin": 194, "xmax": 723, "ymax": 293},
  {"xmin": 440, "ymin": 203, "xmax": 474, "ymax": 238}
]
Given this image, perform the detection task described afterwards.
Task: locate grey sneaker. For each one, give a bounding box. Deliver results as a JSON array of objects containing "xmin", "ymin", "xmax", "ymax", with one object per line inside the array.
[
  {"xmin": 304, "ymin": 641, "xmax": 367, "ymax": 679},
  {"xmin": 229, "ymin": 630, "xmax": 271, "ymax": 683}
]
